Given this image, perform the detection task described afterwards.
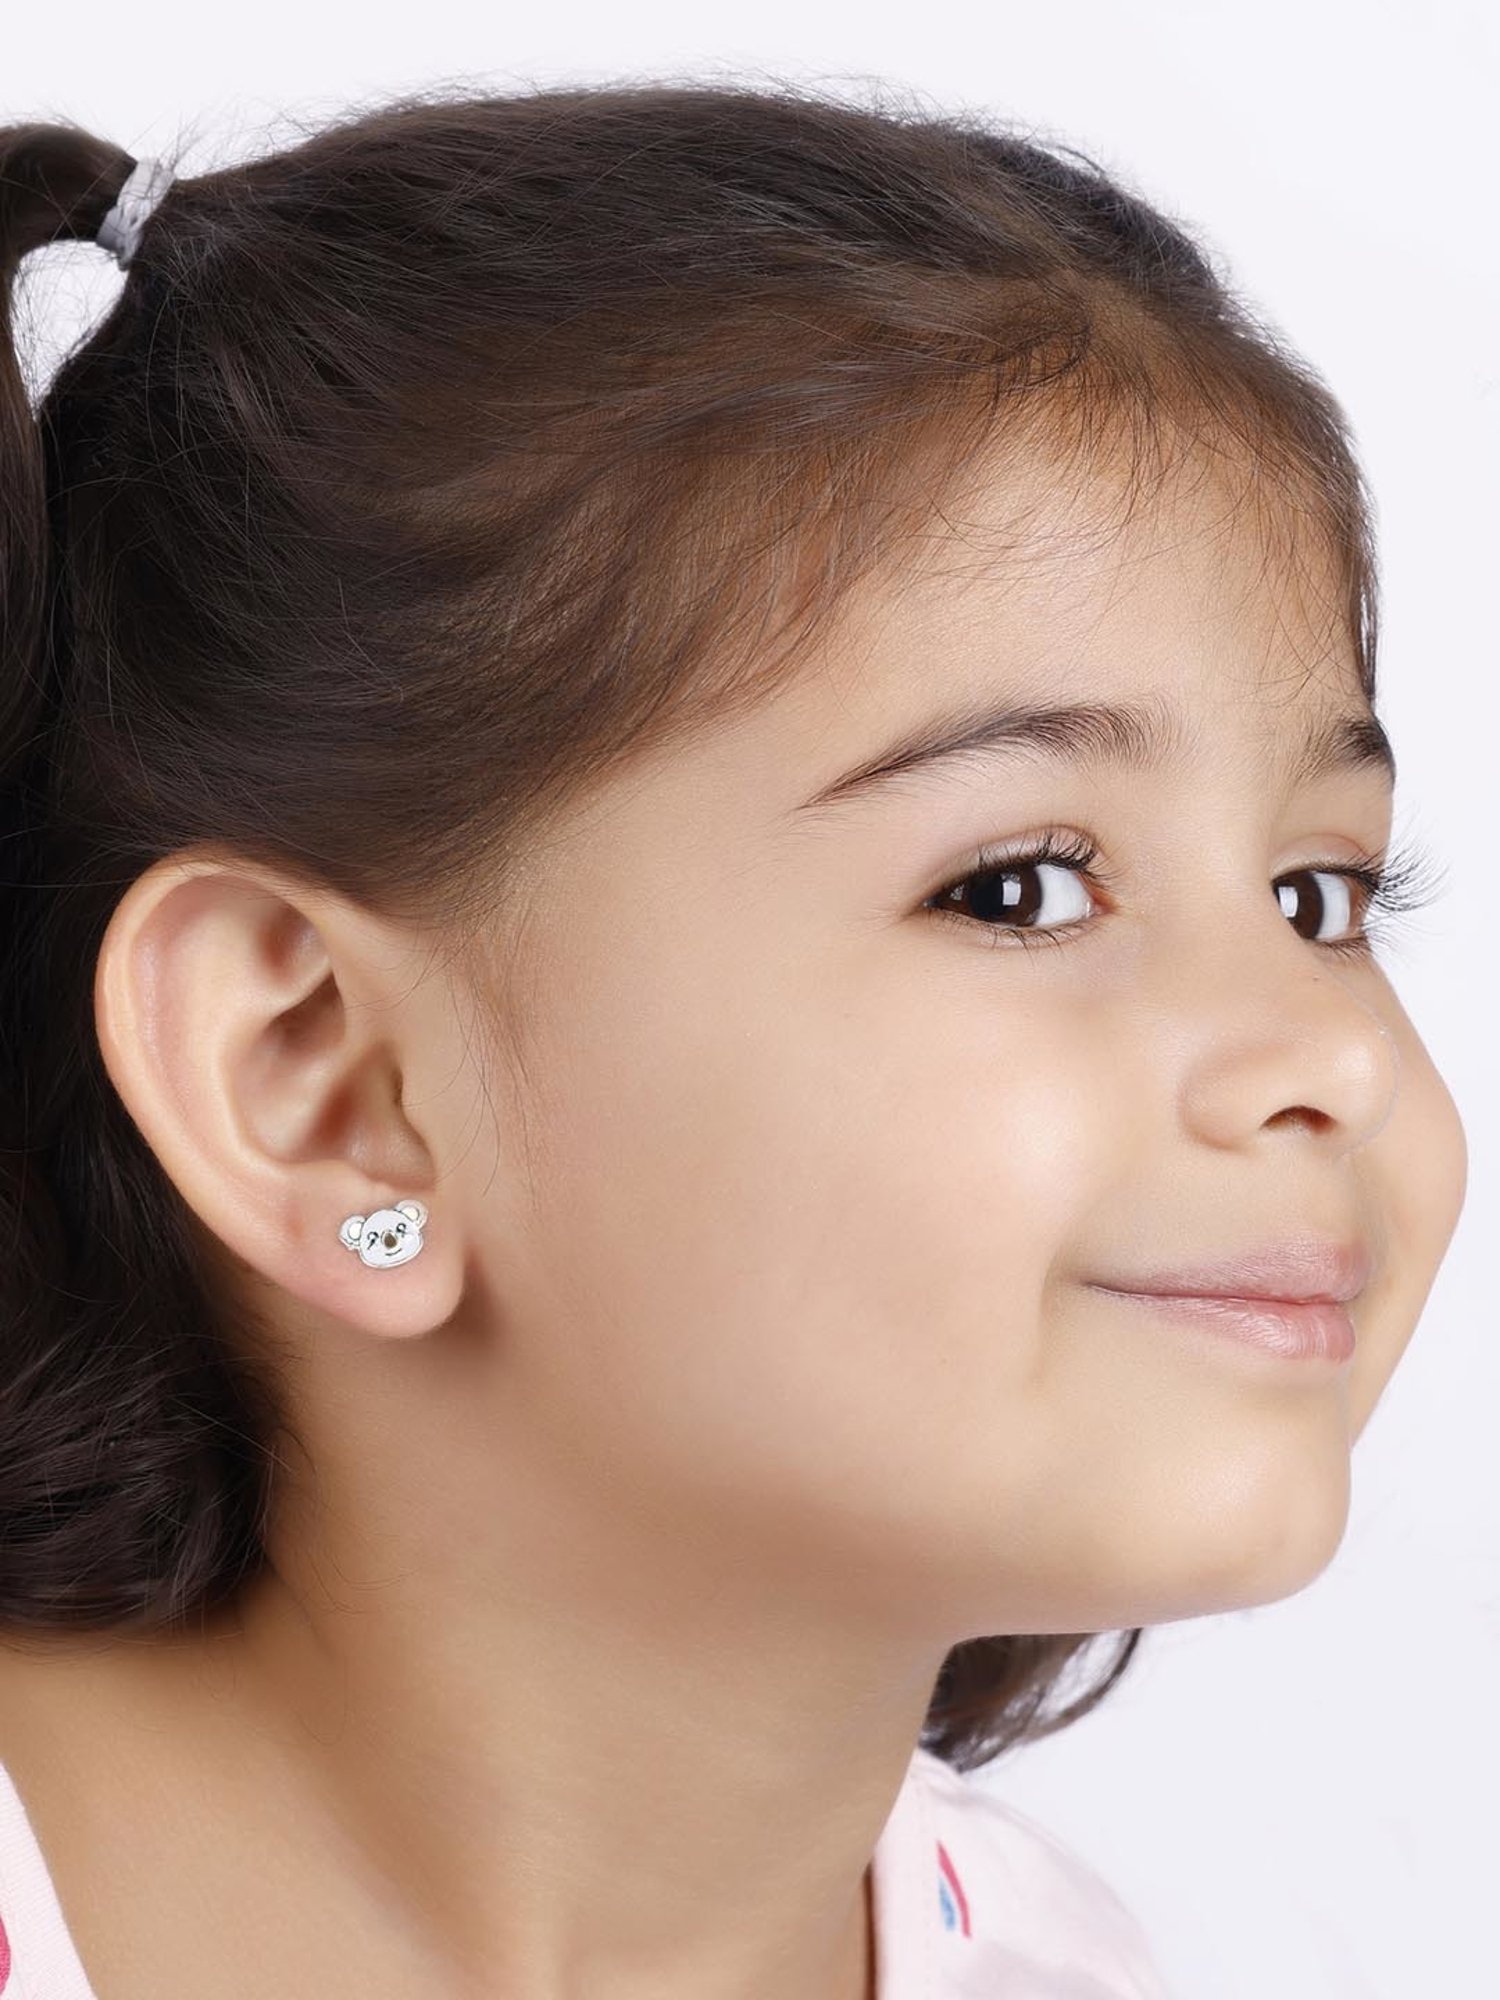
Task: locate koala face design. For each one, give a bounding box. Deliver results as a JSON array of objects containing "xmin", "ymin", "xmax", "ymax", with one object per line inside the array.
[{"xmin": 338, "ymin": 1199, "xmax": 429, "ymax": 1269}]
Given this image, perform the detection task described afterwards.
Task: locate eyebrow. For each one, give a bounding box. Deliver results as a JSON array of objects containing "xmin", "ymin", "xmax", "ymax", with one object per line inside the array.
[{"xmin": 789, "ymin": 696, "xmax": 1396, "ymax": 820}]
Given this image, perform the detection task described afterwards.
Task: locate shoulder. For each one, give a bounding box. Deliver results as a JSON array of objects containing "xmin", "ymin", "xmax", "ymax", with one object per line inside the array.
[{"xmin": 910, "ymin": 1746, "xmax": 1175, "ymax": 1998}]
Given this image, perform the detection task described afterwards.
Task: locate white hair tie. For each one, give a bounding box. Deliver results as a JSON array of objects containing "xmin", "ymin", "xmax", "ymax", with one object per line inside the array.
[{"xmin": 95, "ymin": 156, "xmax": 176, "ymax": 269}]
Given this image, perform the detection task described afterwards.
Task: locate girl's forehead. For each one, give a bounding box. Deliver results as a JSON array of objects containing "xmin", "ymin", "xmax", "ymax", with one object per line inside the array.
[
  {"xmin": 716, "ymin": 448, "xmax": 1375, "ymax": 827},
  {"xmin": 815, "ymin": 450, "xmax": 1359, "ymax": 724},
  {"xmin": 557, "ymin": 434, "xmax": 1370, "ymax": 848},
  {"xmin": 876, "ymin": 433, "xmax": 1350, "ymax": 636}
]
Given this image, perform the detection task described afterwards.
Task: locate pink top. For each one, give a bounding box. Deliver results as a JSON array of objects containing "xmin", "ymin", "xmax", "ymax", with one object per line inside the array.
[
  {"xmin": 0, "ymin": 1742, "xmax": 1171, "ymax": 1998},
  {"xmin": 869, "ymin": 1745, "xmax": 1174, "ymax": 1997}
]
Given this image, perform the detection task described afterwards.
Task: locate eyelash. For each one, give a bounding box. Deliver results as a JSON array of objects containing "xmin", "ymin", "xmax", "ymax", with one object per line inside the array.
[{"xmin": 923, "ymin": 827, "xmax": 1448, "ymax": 958}]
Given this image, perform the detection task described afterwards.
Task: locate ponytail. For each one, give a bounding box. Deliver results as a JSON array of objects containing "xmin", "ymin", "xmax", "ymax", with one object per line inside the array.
[{"xmin": 1, "ymin": 124, "xmax": 280, "ymax": 1637}]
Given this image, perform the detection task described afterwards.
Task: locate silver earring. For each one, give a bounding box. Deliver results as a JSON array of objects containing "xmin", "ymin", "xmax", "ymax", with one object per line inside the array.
[{"xmin": 339, "ymin": 1199, "xmax": 428, "ymax": 1269}]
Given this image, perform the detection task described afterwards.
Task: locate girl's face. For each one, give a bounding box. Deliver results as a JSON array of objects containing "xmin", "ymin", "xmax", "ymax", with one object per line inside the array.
[{"xmin": 473, "ymin": 442, "xmax": 1467, "ymax": 1644}]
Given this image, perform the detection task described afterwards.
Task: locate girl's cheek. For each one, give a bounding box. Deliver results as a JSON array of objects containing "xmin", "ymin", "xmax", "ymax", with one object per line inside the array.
[{"xmin": 1338, "ymin": 1011, "xmax": 1467, "ymax": 1430}]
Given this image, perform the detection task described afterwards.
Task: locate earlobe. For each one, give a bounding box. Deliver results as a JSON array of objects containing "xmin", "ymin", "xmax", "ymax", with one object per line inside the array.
[{"xmin": 339, "ymin": 1200, "xmax": 430, "ymax": 1269}]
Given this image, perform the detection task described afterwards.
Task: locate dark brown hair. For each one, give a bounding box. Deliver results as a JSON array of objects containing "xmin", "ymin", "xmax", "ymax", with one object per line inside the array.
[{"xmin": 0, "ymin": 79, "xmax": 1375, "ymax": 1773}]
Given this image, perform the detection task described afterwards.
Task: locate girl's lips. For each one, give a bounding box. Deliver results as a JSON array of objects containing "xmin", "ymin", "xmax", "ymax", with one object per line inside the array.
[
  {"xmin": 1092, "ymin": 1237, "xmax": 1373, "ymax": 1307},
  {"xmin": 1090, "ymin": 1286, "xmax": 1357, "ymax": 1362}
]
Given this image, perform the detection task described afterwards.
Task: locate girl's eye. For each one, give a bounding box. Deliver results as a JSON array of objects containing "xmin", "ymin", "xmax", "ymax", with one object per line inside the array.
[{"xmin": 922, "ymin": 828, "xmax": 1447, "ymax": 958}]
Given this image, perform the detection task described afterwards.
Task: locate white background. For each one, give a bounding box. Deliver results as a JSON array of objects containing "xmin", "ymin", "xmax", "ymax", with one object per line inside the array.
[{"xmin": 7, "ymin": 5, "xmax": 1497, "ymax": 1993}]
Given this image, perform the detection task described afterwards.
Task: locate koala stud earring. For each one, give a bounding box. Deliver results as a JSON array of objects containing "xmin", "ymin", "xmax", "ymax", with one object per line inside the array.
[{"xmin": 339, "ymin": 1199, "xmax": 428, "ymax": 1269}]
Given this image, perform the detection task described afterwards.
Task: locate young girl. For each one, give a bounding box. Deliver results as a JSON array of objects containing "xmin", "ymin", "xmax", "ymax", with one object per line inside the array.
[{"xmin": 0, "ymin": 79, "xmax": 1468, "ymax": 2000}]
